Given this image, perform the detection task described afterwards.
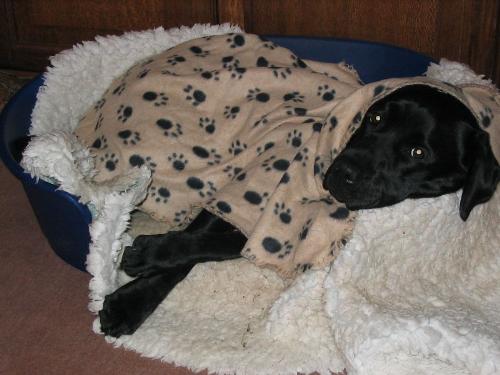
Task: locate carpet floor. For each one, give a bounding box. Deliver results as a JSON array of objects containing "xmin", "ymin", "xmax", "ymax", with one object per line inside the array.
[{"xmin": 0, "ymin": 70, "xmax": 201, "ymax": 375}]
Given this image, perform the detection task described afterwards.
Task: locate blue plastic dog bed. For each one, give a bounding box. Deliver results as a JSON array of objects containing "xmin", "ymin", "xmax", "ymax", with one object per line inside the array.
[{"xmin": 0, "ymin": 36, "xmax": 433, "ymax": 271}]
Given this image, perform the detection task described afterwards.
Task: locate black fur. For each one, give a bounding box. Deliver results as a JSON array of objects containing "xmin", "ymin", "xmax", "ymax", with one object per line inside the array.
[
  {"xmin": 100, "ymin": 85, "xmax": 499, "ymax": 337},
  {"xmin": 323, "ymin": 85, "xmax": 499, "ymax": 220}
]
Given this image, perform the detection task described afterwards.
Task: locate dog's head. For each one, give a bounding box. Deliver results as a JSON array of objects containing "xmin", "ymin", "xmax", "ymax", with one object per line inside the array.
[{"xmin": 323, "ymin": 85, "xmax": 499, "ymax": 220}]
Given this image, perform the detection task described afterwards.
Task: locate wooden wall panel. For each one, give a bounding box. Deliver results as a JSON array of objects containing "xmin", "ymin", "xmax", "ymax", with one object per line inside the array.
[
  {"xmin": 1, "ymin": 0, "xmax": 217, "ymax": 71},
  {"xmin": 1, "ymin": 0, "xmax": 499, "ymax": 86},
  {"xmin": 239, "ymin": 0, "xmax": 500, "ymax": 83}
]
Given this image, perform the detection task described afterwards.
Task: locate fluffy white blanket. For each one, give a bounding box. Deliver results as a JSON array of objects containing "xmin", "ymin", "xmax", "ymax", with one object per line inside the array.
[{"xmin": 22, "ymin": 24, "xmax": 500, "ymax": 375}]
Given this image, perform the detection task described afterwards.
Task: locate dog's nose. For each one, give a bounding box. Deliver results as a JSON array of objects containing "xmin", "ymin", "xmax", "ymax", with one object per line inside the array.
[{"xmin": 341, "ymin": 165, "xmax": 356, "ymax": 185}]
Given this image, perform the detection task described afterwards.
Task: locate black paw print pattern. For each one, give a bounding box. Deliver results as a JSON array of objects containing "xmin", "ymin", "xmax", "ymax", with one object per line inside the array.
[
  {"xmin": 231, "ymin": 66, "xmax": 247, "ymax": 80},
  {"xmin": 330, "ymin": 237, "xmax": 349, "ymax": 255},
  {"xmin": 291, "ymin": 54, "xmax": 307, "ymax": 68},
  {"xmin": 174, "ymin": 210, "xmax": 188, "ymax": 224},
  {"xmin": 198, "ymin": 117, "xmax": 216, "ymax": 134},
  {"xmin": 186, "ymin": 177, "xmax": 216, "ymax": 198},
  {"xmin": 286, "ymin": 129, "xmax": 303, "ymax": 148},
  {"xmin": 242, "ymin": 247, "xmax": 257, "ymax": 262},
  {"xmin": 226, "ymin": 33, "xmax": 246, "ymax": 48},
  {"xmin": 480, "ymin": 107, "xmax": 494, "ymax": 127},
  {"xmin": 224, "ymin": 105, "xmax": 240, "ymax": 119},
  {"xmin": 258, "ymin": 36, "xmax": 277, "ymax": 50},
  {"xmin": 166, "ymin": 54, "xmax": 186, "ymax": 66},
  {"xmin": 192, "ymin": 145, "xmax": 222, "ymax": 166},
  {"xmin": 137, "ymin": 68, "xmax": 150, "ymax": 79},
  {"xmin": 243, "ymin": 190, "xmax": 270, "ymax": 211},
  {"xmin": 91, "ymin": 135, "xmax": 107, "ymax": 150},
  {"xmin": 317, "ymin": 84, "xmax": 336, "ymax": 101},
  {"xmin": 299, "ymin": 219, "xmax": 313, "ymax": 240},
  {"xmin": 100, "ymin": 152, "xmax": 119, "ymax": 172},
  {"xmin": 167, "ymin": 152, "xmax": 188, "ymax": 171},
  {"xmin": 94, "ymin": 113, "xmax": 104, "ymax": 131},
  {"xmin": 253, "ymin": 114, "xmax": 269, "ymax": 127},
  {"xmin": 256, "ymin": 142, "xmax": 275, "ymax": 156},
  {"xmin": 160, "ymin": 69, "xmax": 179, "ymax": 76},
  {"xmin": 228, "ymin": 140, "xmax": 247, "ymax": 156},
  {"xmin": 274, "ymin": 202, "xmax": 292, "ymax": 224},
  {"xmin": 286, "ymin": 106, "xmax": 308, "ymax": 116},
  {"xmin": 221, "ymin": 56, "xmax": 246, "ymax": 79},
  {"xmin": 295, "ymin": 263, "xmax": 313, "ymax": 273},
  {"xmin": 293, "ymin": 147, "xmax": 309, "ymax": 167},
  {"xmin": 112, "ymin": 81, "xmax": 126, "ymax": 96},
  {"xmin": 246, "ymin": 88, "xmax": 270, "ymax": 103},
  {"xmin": 300, "ymin": 197, "xmax": 333, "ymax": 206},
  {"xmin": 143, "ymin": 91, "xmax": 168, "ymax": 107},
  {"xmin": 129, "ymin": 154, "xmax": 157, "ymax": 172},
  {"xmin": 261, "ymin": 236, "xmax": 293, "ymax": 259},
  {"xmin": 222, "ymin": 56, "xmax": 240, "ymax": 70},
  {"xmin": 312, "ymin": 121, "xmax": 323, "ymax": 132},
  {"xmin": 329, "ymin": 148, "xmax": 339, "ymax": 161},
  {"xmin": 190, "ymin": 45, "xmax": 210, "ymax": 57},
  {"xmin": 156, "ymin": 118, "xmax": 183, "ymax": 138},
  {"xmin": 271, "ymin": 66, "xmax": 293, "ymax": 79},
  {"xmin": 223, "ymin": 165, "xmax": 246, "ymax": 181},
  {"xmin": 330, "ymin": 206, "xmax": 350, "ymax": 220},
  {"xmin": 117, "ymin": 130, "xmax": 141, "ymax": 145},
  {"xmin": 373, "ymin": 85, "xmax": 387, "ymax": 97},
  {"xmin": 213, "ymin": 200, "xmax": 232, "ymax": 215},
  {"xmin": 261, "ymin": 155, "xmax": 290, "ymax": 172},
  {"xmin": 94, "ymin": 98, "xmax": 106, "ymax": 111},
  {"xmin": 328, "ymin": 116, "xmax": 338, "ymax": 132},
  {"xmin": 279, "ymin": 172, "xmax": 290, "ymax": 184},
  {"xmin": 194, "ymin": 68, "xmax": 220, "ymax": 81},
  {"xmin": 256, "ymin": 56, "xmax": 293, "ymax": 79},
  {"xmin": 117, "ymin": 105, "xmax": 133, "ymax": 123},
  {"xmin": 352, "ymin": 111, "xmax": 362, "ymax": 125},
  {"xmin": 283, "ymin": 91, "xmax": 304, "ymax": 103},
  {"xmin": 150, "ymin": 185, "xmax": 170, "ymax": 204},
  {"xmin": 184, "ymin": 85, "xmax": 206, "ymax": 106},
  {"xmin": 314, "ymin": 156, "xmax": 326, "ymax": 177}
]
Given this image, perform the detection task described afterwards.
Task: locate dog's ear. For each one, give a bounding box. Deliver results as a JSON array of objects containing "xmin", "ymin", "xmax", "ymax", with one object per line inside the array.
[{"xmin": 459, "ymin": 131, "xmax": 499, "ymax": 221}]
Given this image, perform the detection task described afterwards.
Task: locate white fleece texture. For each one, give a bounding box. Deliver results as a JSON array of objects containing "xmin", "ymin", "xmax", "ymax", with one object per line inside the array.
[{"xmin": 22, "ymin": 25, "xmax": 500, "ymax": 375}]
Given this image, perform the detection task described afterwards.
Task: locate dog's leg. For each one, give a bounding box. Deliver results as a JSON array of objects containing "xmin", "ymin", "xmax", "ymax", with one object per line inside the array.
[
  {"xmin": 121, "ymin": 209, "xmax": 246, "ymax": 277},
  {"xmin": 99, "ymin": 210, "xmax": 246, "ymax": 337},
  {"xmin": 99, "ymin": 264, "xmax": 193, "ymax": 337}
]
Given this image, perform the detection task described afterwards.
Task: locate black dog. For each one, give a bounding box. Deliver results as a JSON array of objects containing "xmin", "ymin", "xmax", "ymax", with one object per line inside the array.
[{"xmin": 99, "ymin": 85, "xmax": 499, "ymax": 337}]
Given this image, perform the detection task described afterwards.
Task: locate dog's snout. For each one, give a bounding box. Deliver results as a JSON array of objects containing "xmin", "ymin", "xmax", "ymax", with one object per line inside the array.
[
  {"xmin": 322, "ymin": 158, "xmax": 361, "ymax": 193},
  {"xmin": 340, "ymin": 164, "xmax": 356, "ymax": 185},
  {"xmin": 332, "ymin": 161, "xmax": 359, "ymax": 186}
]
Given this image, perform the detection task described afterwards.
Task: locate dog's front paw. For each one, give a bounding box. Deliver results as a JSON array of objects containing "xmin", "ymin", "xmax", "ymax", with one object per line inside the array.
[
  {"xmin": 120, "ymin": 234, "xmax": 177, "ymax": 277},
  {"xmin": 99, "ymin": 290, "xmax": 146, "ymax": 338},
  {"xmin": 120, "ymin": 244, "xmax": 151, "ymax": 277}
]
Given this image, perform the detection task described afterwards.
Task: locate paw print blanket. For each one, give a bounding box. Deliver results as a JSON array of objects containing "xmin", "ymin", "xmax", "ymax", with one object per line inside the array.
[
  {"xmin": 75, "ymin": 32, "xmax": 500, "ymax": 278},
  {"xmin": 75, "ymin": 33, "xmax": 362, "ymax": 277}
]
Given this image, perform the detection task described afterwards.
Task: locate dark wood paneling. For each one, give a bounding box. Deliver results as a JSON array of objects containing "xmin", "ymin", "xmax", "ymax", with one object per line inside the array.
[
  {"xmin": 218, "ymin": 0, "xmax": 245, "ymax": 27},
  {"xmin": 241, "ymin": 0, "xmax": 500, "ymax": 84},
  {"xmin": 1, "ymin": 0, "xmax": 218, "ymax": 71},
  {"xmin": 1, "ymin": 0, "xmax": 499, "ymax": 85}
]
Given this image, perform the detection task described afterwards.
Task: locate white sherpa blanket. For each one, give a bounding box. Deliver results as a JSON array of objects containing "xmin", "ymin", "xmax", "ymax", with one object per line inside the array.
[{"xmin": 22, "ymin": 24, "xmax": 500, "ymax": 375}]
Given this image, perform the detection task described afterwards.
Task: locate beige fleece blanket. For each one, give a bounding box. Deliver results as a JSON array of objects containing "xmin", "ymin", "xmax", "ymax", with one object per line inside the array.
[
  {"xmin": 76, "ymin": 33, "xmax": 362, "ymax": 277},
  {"xmin": 75, "ymin": 32, "xmax": 500, "ymax": 278}
]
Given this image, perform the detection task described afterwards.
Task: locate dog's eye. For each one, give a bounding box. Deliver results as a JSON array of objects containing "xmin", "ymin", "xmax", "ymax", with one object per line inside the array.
[
  {"xmin": 410, "ymin": 147, "xmax": 426, "ymax": 159},
  {"xmin": 368, "ymin": 113, "xmax": 382, "ymax": 125}
]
